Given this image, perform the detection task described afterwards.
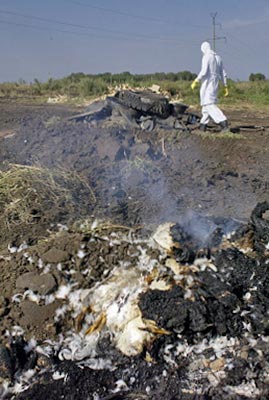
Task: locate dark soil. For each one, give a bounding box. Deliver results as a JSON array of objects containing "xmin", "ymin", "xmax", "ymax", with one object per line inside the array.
[
  {"xmin": 0, "ymin": 100, "xmax": 268, "ymax": 399},
  {"xmin": 0, "ymin": 102, "xmax": 268, "ymax": 228}
]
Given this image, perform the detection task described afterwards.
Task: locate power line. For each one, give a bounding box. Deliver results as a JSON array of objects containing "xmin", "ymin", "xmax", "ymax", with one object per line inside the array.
[
  {"xmin": 0, "ymin": 16, "xmax": 199, "ymax": 47},
  {"xmin": 225, "ymin": 32, "xmax": 254, "ymax": 55},
  {"xmin": 0, "ymin": 8, "xmax": 199, "ymax": 43},
  {"xmin": 66, "ymin": 0, "xmax": 167, "ymax": 24},
  {"xmin": 64, "ymin": 0, "xmax": 207, "ymax": 29},
  {"xmin": 0, "ymin": 18, "xmax": 131, "ymax": 40}
]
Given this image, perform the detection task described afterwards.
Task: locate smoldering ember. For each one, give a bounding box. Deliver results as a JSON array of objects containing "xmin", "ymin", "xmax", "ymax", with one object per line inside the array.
[{"xmin": 0, "ymin": 90, "xmax": 269, "ymax": 400}]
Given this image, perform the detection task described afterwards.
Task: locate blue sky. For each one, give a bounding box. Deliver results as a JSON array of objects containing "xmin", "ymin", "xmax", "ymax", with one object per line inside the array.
[{"xmin": 1, "ymin": 0, "xmax": 269, "ymax": 82}]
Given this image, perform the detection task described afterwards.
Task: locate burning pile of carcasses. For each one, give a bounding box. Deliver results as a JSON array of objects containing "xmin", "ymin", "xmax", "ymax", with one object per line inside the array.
[
  {"xmin": 68, "ymin": 89, "xmax": 200, "ymax": 132},
  {"xmin": 1, "ymin": 201, "xmax": 269, "ymax": 399}
]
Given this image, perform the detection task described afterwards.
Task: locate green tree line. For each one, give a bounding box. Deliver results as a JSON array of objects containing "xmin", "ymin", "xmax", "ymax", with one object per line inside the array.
[
  {"xmin": 1, "ymin": 71, "xmax": 269, "ymax": 107},
  {"xmin": 0, "ymin": 70, "xmax": 197, "ymax": 99}
]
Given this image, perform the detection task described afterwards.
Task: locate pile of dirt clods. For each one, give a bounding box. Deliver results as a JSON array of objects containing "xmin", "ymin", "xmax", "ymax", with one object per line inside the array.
[{"xmin": 0, "ymin": 201, "xmax": 269, "ymax": 400}]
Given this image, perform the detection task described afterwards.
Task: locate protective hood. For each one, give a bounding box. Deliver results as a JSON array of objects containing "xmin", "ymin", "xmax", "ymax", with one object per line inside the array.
[{"xmin": 201, "ymin": 41, "xmax": 211, "ymax": 54}]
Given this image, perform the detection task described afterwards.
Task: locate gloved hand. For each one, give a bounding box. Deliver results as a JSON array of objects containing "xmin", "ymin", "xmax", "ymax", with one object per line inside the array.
[
  {"xmin": 191, "ymin": 78, "xmax": 199, "ymax": 90},
  {"xmin": 224, "ymin": 86, "xmax": 229, "ymax": 97}
]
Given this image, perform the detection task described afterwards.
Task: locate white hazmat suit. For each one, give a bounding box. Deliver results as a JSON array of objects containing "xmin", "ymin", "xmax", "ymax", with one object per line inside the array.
[{"xmin": 196, "ymin": 42, "xmax": 228, "ymax": 128}]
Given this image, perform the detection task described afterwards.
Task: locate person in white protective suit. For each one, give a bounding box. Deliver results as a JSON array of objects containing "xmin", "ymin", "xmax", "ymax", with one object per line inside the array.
[{"xmin": 191, "ymin": 41, "xmax": 229, "ymax": 132}]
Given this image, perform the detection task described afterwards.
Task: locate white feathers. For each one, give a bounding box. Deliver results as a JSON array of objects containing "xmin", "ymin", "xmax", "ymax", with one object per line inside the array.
[
  {"xmin": 77, "ymin": 250, "xmax": 86, "ymax": 259},
  {"xmin": 225, "ymin": 380, "xmax": 261, "ymax": 397},
  {"xmin": 55, "ymin": 284, "xmax": 73, "ymax": 300},
  {"xmin": 58, "ymin": 348, "xmax": 72, "ymax": 361},
  {"xmin": 57, "ymin": 223, "xmax": 68, "ymax": 231},
  {"xmin": 116, "ymin": 316, "xmax": 153, "ymax": 356},
  {"xmin": 4, "ymin": 219, "xmax": 265, "ymax": 398},
  {"xmin": 24, "ymin": 290, "xmax": 41, "ymax": 304},
  {"xmin": 111, "ymin": 379, "xmax": 129, "ymax": 393},
  {"xmin": 243, "ymin": 292, "xmax": 252, "ymax": 301},
  {"xmin": 8, "ymin": 244, "xmax": 18, "ymax": 254},
  {"xmin": 24, "ymin": 338, "xmax": 37, "ymax": 353},
  {"xmin": 12, "ymin": 290, "xmax": 41, "ymax": 304},
  {"xmin": 78, "ymin": 358, "xmax": 115, "ymax": 370},
  {"xmin": 45, "ymin": 294, "xmax": 55, "ymax": 305},
  {"xmin": 54, "ymin": 305, "xmax": 68, "ymax": 322},
  {"xmin": 58, "ymin": 331, "xmax": 100, "ymax": 361},
  {"xmin": 52, "ymin": 371, "xmax": 68, "ymax": 381},
  {"xmin": 12, "ymin": 369, "xmax": 35, "ymax": 394},
  {"xmin": 8, "ymin": 242, "xmax": 28, "ymax": 254},
  {"xmin": 0, "ymin": 381, "xmax": 10, "ymax": 398},
  {"xmin": 152, "ymin": 222, "xmax": 175, "ymax": 251},
  {"xmin": 194, "ymin": 258, "xmax": 217, "ymax": 272},
  {"xmin": 43, "ymin": 264, "xmax": 51, "ymax": 274},
  {"xmin": 10, "ymin": 325, "xmax": 25, "ymax": 337},
  {"xmin": 12, "ymin": 293, "xmax": 23, "ymax": 303}
]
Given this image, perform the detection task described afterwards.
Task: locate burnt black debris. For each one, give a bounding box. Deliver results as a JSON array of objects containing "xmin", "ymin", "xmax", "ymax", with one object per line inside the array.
[
  {"xmin": 68, "ymin": 90, "xmax": 200, "ymax": 132},
  {"xmin": 115, "ymin": 90, "xmax": 171, "ymax": 119},
  {"xmin": 138, "ymin": 275, "xmax": 241, "ymax": 339},
  {"xmin": 2, "ymin": 202, "xmax": 269, "ymax": 400},
  {"xmin": 140, "ymin": 204, "xmax": 269, "ymax": 341},
  {"xmin": 0, "ymin": 345, "xmax": 13, "ymax": 381},
  {"xmin": 170, "ymin": 212, "xmax": 242, "ymax": 263},
  {"xmin": 250, "ymin": 201, "xmax": 269, "ymax": 253}
]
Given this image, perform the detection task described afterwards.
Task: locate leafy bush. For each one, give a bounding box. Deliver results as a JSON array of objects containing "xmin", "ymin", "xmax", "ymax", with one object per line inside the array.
[
  {"xmin": 78, "ymin": 77, "xmax": 109, "ymax": 97},
  {"xmin": 249, "ymin": 73, "xmax": 266, "ymax": 82}
]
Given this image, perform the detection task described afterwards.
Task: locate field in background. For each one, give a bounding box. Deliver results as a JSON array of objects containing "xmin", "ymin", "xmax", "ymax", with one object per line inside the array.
[{"xmin": 1, "ymin": 71, "xmax": 269, "ymax": 108}]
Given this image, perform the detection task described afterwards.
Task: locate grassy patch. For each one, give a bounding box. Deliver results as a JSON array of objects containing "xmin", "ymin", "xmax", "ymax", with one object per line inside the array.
[
  {"xmin": 120, "ymin": 156, "xmax": 162, "ymax": 176},
  {"xmin": 195, "ymin": 131, "xmax": 244, "ymax": 140},
  {"xmin": 0, "ymin": 163, "xmax": 95, "ymax": 235}
]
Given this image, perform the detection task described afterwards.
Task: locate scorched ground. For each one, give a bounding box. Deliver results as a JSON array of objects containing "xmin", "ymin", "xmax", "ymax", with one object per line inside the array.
[{"xmin": 0, "ymin": 100, "xmax": 268, "ymax": 399}]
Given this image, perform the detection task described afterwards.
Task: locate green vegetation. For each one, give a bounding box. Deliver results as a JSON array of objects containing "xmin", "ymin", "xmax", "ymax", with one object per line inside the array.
[
  {"xmin": 223, "ymin": 79, "xmax": 269, "ymax": 106},
  {"xmin": 1, "ymin": 71, "xmax": 269, "ymax": 107},
  {"xmin": 249, "ymin": 73, "xmax": 266, "ymax": 82}
]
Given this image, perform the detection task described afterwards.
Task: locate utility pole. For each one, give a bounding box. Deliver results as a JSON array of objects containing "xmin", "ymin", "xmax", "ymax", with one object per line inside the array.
[
  {"xmin": 210, "ymin": 12, "xmax": 227, "ymax": 51},
  {"xmin": 211, "ymin": 12, "xmax": 217, "ymax": 52}
]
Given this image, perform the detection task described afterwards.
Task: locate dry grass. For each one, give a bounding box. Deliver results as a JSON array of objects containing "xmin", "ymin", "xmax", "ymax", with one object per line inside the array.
[
  {"xmin": 195, "ymin": 131, "xmax": 244, "ymax": 140},
  {"xmin": 0, "ymin": 163, "xmax": 95, "ymax": 231}
]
